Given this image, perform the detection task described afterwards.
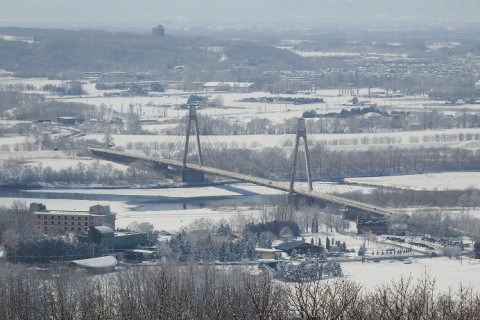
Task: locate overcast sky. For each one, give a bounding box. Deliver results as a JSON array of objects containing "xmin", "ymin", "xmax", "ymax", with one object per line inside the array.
[{"xmin": 1, "ymin": 0, "xmax": 479, "ymax": 31}]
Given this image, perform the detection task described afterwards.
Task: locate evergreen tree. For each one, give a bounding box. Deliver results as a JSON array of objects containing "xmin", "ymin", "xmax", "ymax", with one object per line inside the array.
[
  {"xmin": 194, "ymin": 241, "xmax": 202, "ymax": 262},
  {"xmin": 358, "ymin": 244, "xmax": 366, "ymax": 257},
  {"xmin": 179, "ymin": 238, "xmax": 191, "ymax": 262},
  {"xmin": 323, "ymin": 261, "xmax": 343, "ymax": 277},
  {"xmin": 205, "ymin": 234, "xmax": 216, "ymax": 262},
  {"xmin": 219, "ymin": 242, "xmax": 228, "ymax": 262},
  {"xmin": 229, "ymin": 242, "xmax": 237, "ymax": 261},
  {"xmin": 474, "ymin": 241, "xmax": 480, "ymax": 259},
  {"xmin": 326, "ymin": 237, "xmax": 331, "ymax": 251}
]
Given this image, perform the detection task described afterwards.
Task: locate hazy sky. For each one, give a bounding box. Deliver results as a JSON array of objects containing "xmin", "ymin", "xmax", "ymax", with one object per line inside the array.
[{"xmin": 1, "ymin": 0, "xmax": 479, "ymax": 30}]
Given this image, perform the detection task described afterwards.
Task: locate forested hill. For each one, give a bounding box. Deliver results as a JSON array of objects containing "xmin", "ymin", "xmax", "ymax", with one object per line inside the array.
[{"xmin": 0, "ymin": 27, "xmax": 310, "ymax": 78}]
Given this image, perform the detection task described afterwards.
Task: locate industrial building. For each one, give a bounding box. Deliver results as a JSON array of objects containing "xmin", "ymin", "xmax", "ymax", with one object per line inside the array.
[
  {"xmin": 77, "ymin": 226, "xmax": 149, "ymax": 249},
  {"xmin": 356, "ymin": 218, "xmax": 389, "ymax": 235},
  {"xmin": 30, "ymin": 203, "xmax": 116, "ymax": 234}
]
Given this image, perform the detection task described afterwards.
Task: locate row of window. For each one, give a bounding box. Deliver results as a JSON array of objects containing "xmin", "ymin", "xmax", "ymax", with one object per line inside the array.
[
  {"xmin": 39, "ymin": 221, "xmax": 89, "ymax": 226},
  {"xmin": 41, "ymin": 226, "xmax": 87, "ymax": 232},
  {"xmin": 37, "ymin": 215, "xmax": 89, "ymax": 220}
]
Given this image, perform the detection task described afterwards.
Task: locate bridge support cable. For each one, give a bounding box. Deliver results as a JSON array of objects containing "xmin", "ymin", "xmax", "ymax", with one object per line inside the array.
[
  {"xmin": 289, "ymin": 118, "xmax": 313, "ymax": 195},
  {"xmin": 306, "ymin": 138, "xmax": 356, "ymax": 197}
]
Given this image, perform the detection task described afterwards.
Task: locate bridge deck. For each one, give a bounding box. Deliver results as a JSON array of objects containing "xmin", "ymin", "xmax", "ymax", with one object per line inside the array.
[{"xmin": 89, "ymin": 148, "xmax": 391, "ymax": 216}]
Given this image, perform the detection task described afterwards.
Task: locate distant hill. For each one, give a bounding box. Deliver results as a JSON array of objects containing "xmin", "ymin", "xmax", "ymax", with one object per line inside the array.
[{"xmin": 0, "ymin": 27, "xmax": 310, "ymax": 79}]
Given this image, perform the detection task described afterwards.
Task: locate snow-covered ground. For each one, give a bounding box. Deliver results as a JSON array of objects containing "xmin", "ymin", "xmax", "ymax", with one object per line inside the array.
[
  {"xmin": 343, "ymin": 257, "xmax": 480, "ymax": 292},
  {"xmin": 346, "ymin": 172, "xmax": 480, "ymax": 191}
]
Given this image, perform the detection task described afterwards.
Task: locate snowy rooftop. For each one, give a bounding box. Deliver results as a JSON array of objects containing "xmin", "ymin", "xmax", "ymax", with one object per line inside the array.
[{"xmin": 71, "ymin": 256, "xmax": 117, "ymax": 269}]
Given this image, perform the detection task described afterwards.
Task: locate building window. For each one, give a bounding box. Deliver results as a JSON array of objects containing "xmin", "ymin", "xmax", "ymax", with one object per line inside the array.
[
  {"xmin": 57, "ymin": 221, "xmax": 61, "ymax": 225},
  {"xmin": 71, "ymin": 222, "xmax": 74, "ymax": 225},
  {"xmin": 84, "ymin": 222, "xmax": 88, "ymax": 226},
  {"xmin": 71, "ymin": 227, "xmax": 74, "ymax": 231}
]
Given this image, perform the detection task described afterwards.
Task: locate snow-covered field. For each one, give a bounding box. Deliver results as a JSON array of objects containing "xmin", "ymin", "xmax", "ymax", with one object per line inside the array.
[
  {"xmin": 343, "ymin": 257, "xmax": 480, "ymax": 292},
  {"xmin": 346, "ymin": 172, "xmax": 480, "ymax": 191}
]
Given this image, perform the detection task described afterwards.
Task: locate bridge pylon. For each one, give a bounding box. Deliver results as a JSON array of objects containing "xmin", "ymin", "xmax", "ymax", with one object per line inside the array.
[
  {"xmin": 289, "ymin": 118, "xmax": 313, "ymax": 195},
  {"xmin": 182, "ymin": 104, "xmax": 204, "ymax": 183}
]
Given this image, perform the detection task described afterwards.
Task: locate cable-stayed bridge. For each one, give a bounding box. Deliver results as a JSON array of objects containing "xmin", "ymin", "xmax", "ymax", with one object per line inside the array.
[{"xmin": 90, "ymin": 105, "xmax": 392, "ymax": 217}]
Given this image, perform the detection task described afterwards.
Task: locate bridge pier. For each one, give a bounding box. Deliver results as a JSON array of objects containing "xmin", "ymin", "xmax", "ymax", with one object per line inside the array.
[
  {"xmin": 182, "ymin": 169, "xmax": 205, "ymax": 183},
  {"xmin": 287, "ymin": 193, "xmax": 299, "ymax": 207},
  {"xmin": 342, "ymin": 206, "xmax": 384, "ymax": 220}
]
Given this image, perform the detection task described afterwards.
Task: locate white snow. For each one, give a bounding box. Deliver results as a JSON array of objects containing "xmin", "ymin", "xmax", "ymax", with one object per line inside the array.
[
  {"xmin": 71, "ymin": 255, "xmax": 117, "ymax": 268},
  {"xmin": 343, "ymin": 257, "xmax": 480, "ymax": 292},
  {"xmin": 346, "ymin": 172, "xmax": 480, "ymax": 191}
]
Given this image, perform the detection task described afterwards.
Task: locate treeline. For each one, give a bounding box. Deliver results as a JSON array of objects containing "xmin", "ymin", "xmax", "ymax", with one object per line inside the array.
[
  {"xmin": 0, "ymin": 90, "xmax": 96, "ymax": 123},
  {"xmin": 0, "ymin": 263, "xmax": 478, "ymax": 319},
  {"xmin": 323, "ymin": 146, "xmax": 480, "ymax": 177},
  {"xmin": 126, "ymin": 141, "xmax": 480, "ymax": 180},
  {"xmin": 165, "ymin": 109, "xmax": 480, "ymax": 136},
  {"xmin": 201, "ymin": 145, "xmax": 480, "ymax": 180},
  {"xmin": 245, "ymin": 220, "xmax": 301, "ymax": 238},
  {"xmin": 0, "ymin": 90, "xmax": 44, "ymax": 116},
  {"xmin": 5, "ymin": 238, "xmax": 95, "ymax": 264},
  {"xmin": 240, "ymin": 96, "xmax": 324, "ymax": 104},
  {"xmin": 366, "ymin": 188, "xmax": 480, "ymax": 210},
  {"xmin": 0, "ymin": 159, "xmax": 168, "ymax": 187}
]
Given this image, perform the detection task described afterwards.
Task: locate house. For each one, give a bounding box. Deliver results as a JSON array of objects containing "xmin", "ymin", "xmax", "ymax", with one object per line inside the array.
[
  {"xmin": 255, "ymin": 247, "xmax": 282, "ymax": 260},
  {"xmin": 258, "ymin": 260, "xmax": 284, "ymax": 279},
  {"xmin": 357, "ymin": 218, "xmax": 389, "ymax": 235},
  {"xmin": 30, "ymin": 203, "xmax": 116, "ymax": 235},
  {"xmin": 57, "ymin": 116, "xmax": 84, "ymax": 125},
  {"xmin": 274, "ymin": 240, "xmax": 324, "ymax": 256}
]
